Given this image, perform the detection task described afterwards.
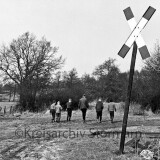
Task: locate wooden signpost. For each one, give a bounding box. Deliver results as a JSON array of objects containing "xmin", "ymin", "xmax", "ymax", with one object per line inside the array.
[{"xmin": 118, "ymin": 6, "xmax": 156, "ymax": 154}]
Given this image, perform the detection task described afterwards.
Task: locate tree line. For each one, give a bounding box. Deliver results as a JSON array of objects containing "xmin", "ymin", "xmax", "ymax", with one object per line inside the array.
[{"xmin": 0, "ymin": 32, "xmax": 160, "ymax": 112}]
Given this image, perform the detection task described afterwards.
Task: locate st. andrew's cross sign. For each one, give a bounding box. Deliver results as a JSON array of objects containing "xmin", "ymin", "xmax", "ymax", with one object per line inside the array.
[
  {"xmin": 118, "ymin": 6, "xmax": 156, "ymax": 59},
  {"xmin": 118, "ymin": 6, "xmax": 156, "ymax": 154}
]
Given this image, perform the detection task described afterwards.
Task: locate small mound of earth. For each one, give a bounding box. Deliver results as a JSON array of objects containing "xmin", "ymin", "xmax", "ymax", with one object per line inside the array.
[
  {"xmin": 17, "ymin": 140, "xmax": 61, "ymax": 160},
  {"xmin": 0, "ymin": 139, "xmax": 62, "ymax": 160}
]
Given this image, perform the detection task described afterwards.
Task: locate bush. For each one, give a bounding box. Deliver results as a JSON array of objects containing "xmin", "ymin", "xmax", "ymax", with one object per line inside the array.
[{"xmin": 129, "ymin": 103, "xmax": 145, "ymax": 115}]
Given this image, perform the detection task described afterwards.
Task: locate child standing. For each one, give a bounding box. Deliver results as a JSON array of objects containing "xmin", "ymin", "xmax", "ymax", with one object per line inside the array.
[
  {"xmin": 108, "ymin": 99, "xmax": 116, "ymax": 123},
  {"xmin": 50, "ymin": 100, "xmax": 56, "ymax": 122},
  {"xmin": 55, "ymin": 101, "xmax": 62, "ymax": 122}
]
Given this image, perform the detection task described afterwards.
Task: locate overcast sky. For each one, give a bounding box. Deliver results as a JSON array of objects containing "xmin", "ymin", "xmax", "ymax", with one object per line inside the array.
[{"xmin": 0, "ymin": 0, "xmax": 159, "ymax": 76}]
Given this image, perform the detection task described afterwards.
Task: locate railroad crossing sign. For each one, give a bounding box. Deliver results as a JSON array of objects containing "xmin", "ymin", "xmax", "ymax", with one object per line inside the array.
[
  {"xmin": 118, "ymin": 6, "xmax": 156, "ymax": 59},
  {"xmin": 118, "ymin": 6, "xmax": 156, "ymax": 154}
]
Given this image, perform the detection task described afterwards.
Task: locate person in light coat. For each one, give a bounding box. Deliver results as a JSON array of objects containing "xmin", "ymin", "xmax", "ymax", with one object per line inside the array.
[
  {"xmin": 50, "ymin": 100, "xmax": 56, "ymax": 122},
  {"xmin": 55, "ymin": 101, "xmax": 63, "ymax": 122},
  {"xmin": 108, "ymin": 99, "xmax": 116, "ymax": 123}
]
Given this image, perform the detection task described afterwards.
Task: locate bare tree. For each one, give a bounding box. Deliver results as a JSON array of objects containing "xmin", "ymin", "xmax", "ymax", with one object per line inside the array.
[{"xmin": 0, "ymin": 32, "xmax": 64, "ymax": 111}]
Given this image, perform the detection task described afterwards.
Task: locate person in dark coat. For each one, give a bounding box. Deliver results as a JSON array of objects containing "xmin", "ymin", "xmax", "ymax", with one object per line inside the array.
[
  {"xmin": 78, "ymin": 94, "xmax": 89, "ymax": 123},
  {"xmin": 95, "ymin": 98, "xmax": 104, "ymax": 123},
  {"xmin": 66, "ymin": 98, "xmax": 73, "ymax": 121}
]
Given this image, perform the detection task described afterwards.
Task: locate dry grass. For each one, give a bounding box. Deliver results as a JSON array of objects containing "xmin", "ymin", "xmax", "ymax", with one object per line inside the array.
[{"xmin": 0, "ymin": 101, "xmax": 159, "ymax": 159}]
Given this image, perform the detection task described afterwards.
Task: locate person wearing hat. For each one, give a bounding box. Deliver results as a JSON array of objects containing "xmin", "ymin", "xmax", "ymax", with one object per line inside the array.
[
  {"xmin": 66, "ymin": 98, "xmax": 73, "ymax": 121},
  {"xmin": 95, "ymin": 97, "xmax": 104, "ymax": 123},
  {"xmin": 78, "ymin": 94, "xmax": 89, "ymax": 123}
]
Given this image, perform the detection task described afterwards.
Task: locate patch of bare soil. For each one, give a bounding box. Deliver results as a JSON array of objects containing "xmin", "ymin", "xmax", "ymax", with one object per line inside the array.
[{"xmin": 0, "ymin": 138, "xmax": 62, "ymax": 160}]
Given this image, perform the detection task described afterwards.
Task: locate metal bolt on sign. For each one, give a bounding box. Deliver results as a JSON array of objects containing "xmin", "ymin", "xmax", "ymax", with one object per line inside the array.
[{"xmin": 118, "ymin": 6, "xmax": 156, "ymax": 154}]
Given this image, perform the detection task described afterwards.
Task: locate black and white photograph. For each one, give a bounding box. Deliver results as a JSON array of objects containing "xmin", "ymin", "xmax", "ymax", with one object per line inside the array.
[{"xmin": 0, "ymin": 0, "xmax": 160, "ymax": 159}]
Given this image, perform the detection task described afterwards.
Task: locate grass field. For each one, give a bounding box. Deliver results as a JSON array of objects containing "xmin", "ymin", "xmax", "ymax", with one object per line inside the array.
[{"xmin": 0, "ymin": 102, "xmax": 159, "ymax": 160}]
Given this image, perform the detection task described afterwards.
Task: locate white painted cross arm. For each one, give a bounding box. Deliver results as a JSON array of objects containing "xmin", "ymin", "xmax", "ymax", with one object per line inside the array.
[{"xmin": 118, "ymin": 6, "xmax": 156, "ymax": 59}]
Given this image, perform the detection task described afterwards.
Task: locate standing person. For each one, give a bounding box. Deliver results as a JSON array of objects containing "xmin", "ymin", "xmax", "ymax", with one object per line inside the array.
[
  {"xmin": 78, "ymin": 94, "xmax": 89, "ymax": 123},
  {"xmin": 95, "ymin": 98, "xmax": 104, "ymax": 123},
  {"xmin": 50, "ymin": 100, "xmax": 56, "ymax": 122},
  {"xmin": 108, "ymin": 99, "xmax": 116, "ymax": 123},
  {"xmin": 66, "ymin": 98, "xmax": 73, "ymax": 121},
  {"xmin": 55, "ymin": 101, "xmax": 62, "ymax": 122}
]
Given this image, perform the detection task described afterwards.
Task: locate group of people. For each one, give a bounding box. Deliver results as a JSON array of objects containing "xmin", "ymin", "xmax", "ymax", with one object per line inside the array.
[
  {"xmin": 50, "ymin": 101, "xmax": 62, "ymax": 122},
  {"xmin": 50, "ymin": 94, "xmax": 116, "ymax": 123},
  {"xmin": 50, "ymin": 99, "xmax": 73, "ymax": 123}
]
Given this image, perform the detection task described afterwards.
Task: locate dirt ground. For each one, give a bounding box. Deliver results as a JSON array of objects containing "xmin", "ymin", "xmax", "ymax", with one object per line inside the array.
[{"xmin": 0, "ymin": 103, "xmax": 160, "ymax": 160}]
